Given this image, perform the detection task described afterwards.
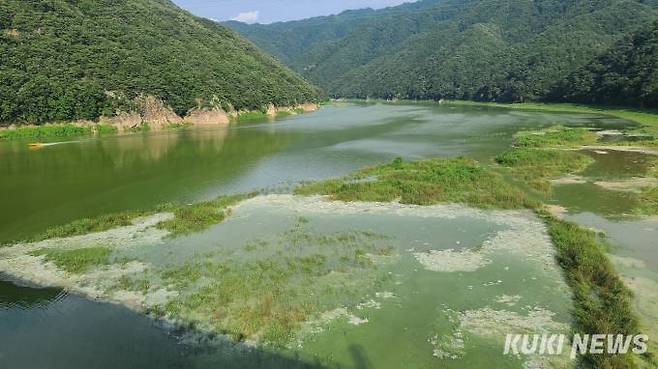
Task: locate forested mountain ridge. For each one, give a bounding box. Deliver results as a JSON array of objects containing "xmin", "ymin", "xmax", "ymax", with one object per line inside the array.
[
  {"xmin": 0, "ymin": 0, "xmax": 319, "ymax": 125},
  {"xmin": 550, "ymin": 21, "xmax": 658, "ymax": 107},
  {"xmin": 227, "ymin": 0, "xmax": 658, "ymax": 106}
]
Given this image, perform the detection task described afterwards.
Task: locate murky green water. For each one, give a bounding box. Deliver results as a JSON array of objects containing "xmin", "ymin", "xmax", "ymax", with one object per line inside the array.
[
  {"xmin": 0, "ymin": 103, "xmax": 639, "ymax": 369},
  {"xmin": 550, "ymin": 148, "xmax": 658, "ymax": 357},
  {"xmin": 0, "ymin": 103, "xmax": 631, "ymax": 243}
]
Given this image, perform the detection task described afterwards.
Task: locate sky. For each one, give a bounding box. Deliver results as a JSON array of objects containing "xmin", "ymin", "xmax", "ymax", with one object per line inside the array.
[{"xmin": 172, "ymin": 0, "xmax": 416, "ymax": 24}]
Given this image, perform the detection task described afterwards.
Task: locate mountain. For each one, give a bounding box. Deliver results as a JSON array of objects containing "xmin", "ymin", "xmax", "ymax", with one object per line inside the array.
[
  {"xmin": 226, "ymin": 0, "xmax": 658, "ymax": 105},
  {"xmin": 0, "ymin": 0, "xmax": 319, "ymax": 124},
  {"xmin": 550, "ymin": 21, "xmax": 658, "ymax": 107}
]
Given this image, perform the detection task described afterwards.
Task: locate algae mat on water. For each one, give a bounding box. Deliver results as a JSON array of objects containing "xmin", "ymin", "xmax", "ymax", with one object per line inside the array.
[{"xmin": 0, "ymin": 194, "xmax": 573, "ymax": 369}]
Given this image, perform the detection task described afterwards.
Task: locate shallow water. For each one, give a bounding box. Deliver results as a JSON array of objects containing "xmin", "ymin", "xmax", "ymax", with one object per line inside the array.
[
  {"xmin": 550, "ymin": 149, "xmax": 657, "ymax": 216},
  {"xmin": 551, "ymin": 148, "xmax": 658, "ymax": 356},
  {"xmin": 0, "ymin": 279, "xmax": 334, "ymax": 369},
  {"xmin": 578, "ymin": 150, "xmax": 656, "ymax": 179},
  {"xmin": 2, "ymin": 197, "xmax": 572, "ymax": 369},
  {"xmin": 562, "ymin": 212, "xmax": 658, "ymax": 355},
  {"xmin": 0, "ymin": 103, "xmax": 637, "ymax": 368}
]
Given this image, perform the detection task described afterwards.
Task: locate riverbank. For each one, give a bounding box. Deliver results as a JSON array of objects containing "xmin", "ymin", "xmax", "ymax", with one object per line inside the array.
[{"xmin": 0, "ymin": 103, "xmax": 319, "ymax": 141}]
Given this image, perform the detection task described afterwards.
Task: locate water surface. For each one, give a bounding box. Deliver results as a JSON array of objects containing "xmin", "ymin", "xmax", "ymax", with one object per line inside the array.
[
  {"xmin": 0, "ymin": 103, "xmax": 631, "ymax": 243},
  {"xmin": 0, "ymin": 103, "xmax": 637, "ymax": 368}
]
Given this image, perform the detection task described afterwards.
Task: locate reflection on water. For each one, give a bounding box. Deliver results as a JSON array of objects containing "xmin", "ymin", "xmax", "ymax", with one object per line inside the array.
[
  {"xmin": 0, "ymin": 278, "xmax": 65, "ymax": 310},
  {"xmin": 550, "ymin": 182, "xmax": 639, "ymax": 216},
  {"xmin": 0, "ymin": 103, "xmax": 633, "ymax": 243},
  {"xmin": 0, "ymin": 279, "xmax": 327, "ymax": 369},
  {"xmin": 579, "ymin": 150, "xmax": 656, "ymax": 179}
]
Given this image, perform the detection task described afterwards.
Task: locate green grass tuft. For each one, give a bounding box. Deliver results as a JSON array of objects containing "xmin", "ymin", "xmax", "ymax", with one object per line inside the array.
[
  {"xmin": 236, "ymin": 111, "xmax": 268, "ymax": 122},
  {"xmin": 28, "ymin": 210, "xmax": 150, "ymax": 242},
  {"xmin": 94, "ymin": 124, "xmax": 118, "ymax": 135},
  {"xmin": 495, "ymin": 148, "xmax": 594, "ymax": 193},
  {"xmin": 275, "ymin": 111, "xmax": 293, "ymax": 118},
  {"xmin": 0, "ymin": 124, "xmax": 93, "ymax": 140},
  {"xmin": 128, "ymin": 123, "xmax": 150, "ymax": 132},
  {"xmin": 30, "ymin": 247, "xmax": 112, "ymax": 274},
  {"xmin": 296, "ymin": 157, "xmax": 534, "ymax": 209},
  {"xmin": 538, "ymin": 211, "xmax": 642, "ymax": 369},
  {"xmin": 513, "ymin": 126, "xmax": 598, "ymax": 148},
  {"xmin": 635, "ymin": 187, "xmax": 658, "ymax": 216},
  {"xmin": 156, "ymin": 193, "xmax": 254, "ymax": 236}
]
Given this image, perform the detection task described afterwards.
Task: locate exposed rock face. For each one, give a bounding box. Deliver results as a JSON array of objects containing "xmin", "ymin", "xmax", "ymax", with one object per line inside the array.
[
  {"xmin": 135, "ymin": 95, "xmax": 183, "ymax": 128},
  {"xmin": 103, "ymin": 112, "xmax": 143, "ymax": 131},
  {"xmin": 266, "ymin": 103, "xmax": 278, "ymax": 117},
  {"xmin": 184, "ymin": 108, "xmax": 230, "ymax": 125},
  {"xmin": 99, "ymin": 99, "xmax": 319, "ymax": 131},
  {"xmin": 297, "ymin": 102, "xmax": 319, "ymax": 112}
]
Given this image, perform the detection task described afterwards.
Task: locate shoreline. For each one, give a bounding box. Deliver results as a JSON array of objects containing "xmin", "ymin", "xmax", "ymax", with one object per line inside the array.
[
  {"xmin": 334, "ymin": 98, "xmax": 658, "ymax": 132},
  {"xmin": 0, "ymin": 103, "xmax": 320, "ymax": 142}
]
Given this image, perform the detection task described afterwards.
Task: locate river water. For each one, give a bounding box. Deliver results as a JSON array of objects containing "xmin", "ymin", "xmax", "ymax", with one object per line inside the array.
[{"xmin": 1, "ymin": 102, "xmax": 651, "ymax": 369}]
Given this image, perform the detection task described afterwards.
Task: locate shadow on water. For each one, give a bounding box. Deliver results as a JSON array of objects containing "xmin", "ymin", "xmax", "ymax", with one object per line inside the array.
[
  {"xmin": 0, "ymin": 274, "xmax": 66, "ymax": 310},
  {"xmin": 349, "ymin": 345, "xmax": 374, "ymax": 369},
  {"xmin": 0, "ymin": 279, "xmax": 327, "ymax": 369}
]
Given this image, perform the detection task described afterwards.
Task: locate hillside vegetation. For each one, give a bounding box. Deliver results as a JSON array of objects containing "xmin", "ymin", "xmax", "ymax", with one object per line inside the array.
[
  {"xmin": 227, "ymin": 0, "xmax": 658, "ymax": 106},
  {"xmin": 0, "ymin": 0, "xmax": 319, "ymax": 125},
  {"xmin": 550, "ymin": 21, "xmax": 658, "ymax": 107}
]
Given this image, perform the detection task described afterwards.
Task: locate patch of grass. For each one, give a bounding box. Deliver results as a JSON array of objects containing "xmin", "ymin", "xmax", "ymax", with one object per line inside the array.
[
  {"xmin": 162, "ymin": 228, "xmax": 394, "ymax": 346},
  {"xmin": 94, "ymin": 124, "xmax": 118, "ymax": 135},
  {"xmin": 28, "ymin": 210, "xmax": 151, "ymax": 242},
  {"xmin": 537, "ymin": 211, "xmax": 643, "ymax": 369},
  {"xmin": 236, "ymin": 111, "xmax": 268, "ymax": 122},
  {"xmin": 9, "ymin": 193, "xmax": 254, "ymax": 244},
  {"xmin": 495, "ymin": 148, "xmax": 594, "ymax": 192},
  {"xmin": 635, "ymin": 187, "xmax": 658, "ymax": 216},
  {"xmin": 0, "ymin": 123, "xmax": 93, "ymax": 140},
  {"xmin": 513, "ymin": 126, "xmax": 598, "ymax": 148},
  {"xmin": 30, "ymin": 247, "xmax": 112, "ymax": 274},
  {"xmin": 275, "ymin": 111, "xmax": 293, "ymax": 118},
  {"xmin": 115, "ymin": 275, "xmax": 152, "ymax": 294},
  {"xmin": 164, "ymin": 122, "xmax": 192, "ymax": 130},
  {"xmin": 128, "ymin": 123, "xmax": 150, "ymax": 132},
  {"xmin": 650, "ymin": 161, "xmax": 658, "ymax": 178},
  {"xmin": 156, "ymin": 193, "xmax": 254, "ymax": 237},
  {"xmin": 296, "ymin": 157, "xmax": 534, "ymax": 209}
]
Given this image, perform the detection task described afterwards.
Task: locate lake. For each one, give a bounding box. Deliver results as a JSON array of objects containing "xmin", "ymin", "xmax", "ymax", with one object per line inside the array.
[{"xmin": 1, "ymin": 102, "xmax": 648, "ymax": 369}]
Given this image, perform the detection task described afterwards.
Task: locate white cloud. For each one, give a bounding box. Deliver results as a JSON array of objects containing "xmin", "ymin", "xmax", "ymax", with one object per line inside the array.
[{"xmin": 231, "ymin": 10, "xmax": 259, "ymax": 24}]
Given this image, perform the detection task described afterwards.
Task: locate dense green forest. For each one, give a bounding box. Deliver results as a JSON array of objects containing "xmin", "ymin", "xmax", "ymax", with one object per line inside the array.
[
  {"xmin": 550, "ymin": 21, "xmax": 658, "ymax": 107},
  {"xmin": 0, "ymin": 0, "xmax": 319, "ymax": 125},
  {"xmin": 227, "ymin": 0, "xmax": 658, "ymax": 107}
]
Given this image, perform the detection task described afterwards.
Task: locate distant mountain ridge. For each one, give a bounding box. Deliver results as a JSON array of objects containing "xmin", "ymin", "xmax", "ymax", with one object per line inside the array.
[
  {"xmin": 0, "ymin": 0, "xmax": 319, "ymax": 124},
  {"xmin": 227, "ymin": 0, "xmax": 658, "ymax": 106}
]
